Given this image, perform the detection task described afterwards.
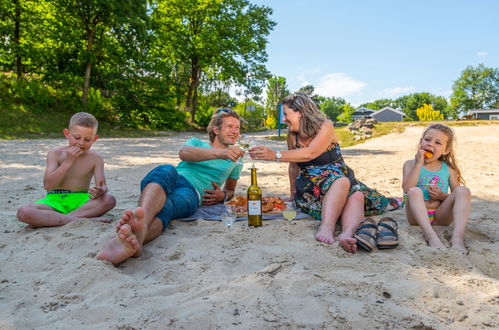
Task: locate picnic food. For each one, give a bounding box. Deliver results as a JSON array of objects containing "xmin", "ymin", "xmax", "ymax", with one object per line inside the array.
[
  {"xmin": 227, "ymin": 195, "xmax": 286, "ymax": 213},
  {"xmin": 424, "ymin": 151, "xmax": 433, "ymax": 158}
]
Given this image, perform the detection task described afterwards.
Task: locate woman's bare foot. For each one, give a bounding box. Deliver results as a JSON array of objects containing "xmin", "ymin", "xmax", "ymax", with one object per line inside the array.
[
  {"xmin": 451, "ymin": 238, "xmax": 467, "ymax": 254},
  {"xmin": 96, "ymin": 224, "xmax": 140, "ymax": 265},
  {"xmin": 315, "ymin": 224, "xmax": 336, "ymax": 244},
  {"xmin": 336, "ymin": 232, "xmax": 358, "ymax": 253}
]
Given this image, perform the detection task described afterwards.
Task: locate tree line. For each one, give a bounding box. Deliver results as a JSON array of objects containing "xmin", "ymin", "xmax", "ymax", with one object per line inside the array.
[{"xmin": 1, "ymin": 1, "xmax": 498, "ymax": 130}]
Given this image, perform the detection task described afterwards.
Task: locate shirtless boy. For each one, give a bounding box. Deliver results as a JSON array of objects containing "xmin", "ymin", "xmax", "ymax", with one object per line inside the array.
[{"xmin": 17, "ymin": 112, "xmax": 116, "ymax": 227}]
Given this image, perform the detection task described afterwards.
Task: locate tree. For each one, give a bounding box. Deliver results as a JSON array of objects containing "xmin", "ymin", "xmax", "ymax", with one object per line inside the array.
[
  {"xmin": 416, "ymin": 104, "xmax": 444, "ymax": 121},
  {"xmin": 153, "ymin": 0, "xmax": 275, "ymax": 121},
  {"xmin": 450, "ymin": 64, "xmax": 499, "ymax": 117},
  {"xmin": 337, "ymin": 104, "xmax": 355, "ymax": 123},
  {"xmin": 360, "ymin": 98, "xmax": 394, "ymax": 110},
  {"xmin": 398, "ymin": 92, "xmax": 448, "ymax": 121},
  {"xmin": 319, "ymin": 96, "xmax": 348, "ymax": 122},
  {"xmin": 265, "ymin": 75, "xmax": 289, "ymax": 124}
]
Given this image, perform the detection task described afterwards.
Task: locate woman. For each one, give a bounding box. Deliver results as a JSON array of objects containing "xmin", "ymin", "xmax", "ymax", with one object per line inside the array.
[{"xmin": 250, "ymin": 93, "xmax": 394, "ymax": 253}]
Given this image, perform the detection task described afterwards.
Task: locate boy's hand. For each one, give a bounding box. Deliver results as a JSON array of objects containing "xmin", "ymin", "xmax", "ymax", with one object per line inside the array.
[
  {"xmin": 89, "ymin": 184, "xmax": 106, "ymax": 199},
  {"xmin": 202, "ymin": 181, "xmax": 224, "ymax": 205},
  {"xmin": 66, "ymin": 146, "xmax": 83, "ymax": 163}
]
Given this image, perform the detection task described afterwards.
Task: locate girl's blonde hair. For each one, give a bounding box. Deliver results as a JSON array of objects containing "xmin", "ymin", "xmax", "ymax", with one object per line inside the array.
[
  {"xmin": 420, "ymin": 124, "xmax": 464, "ymax": 185},
  {"xmin": 282, "ymin": 93, "xmax": 325, "ymax": 139}
]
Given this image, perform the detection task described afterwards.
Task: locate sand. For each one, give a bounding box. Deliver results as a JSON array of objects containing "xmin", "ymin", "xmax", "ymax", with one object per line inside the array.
[{"xmin": 1, "ymin": 125, "xmax": 498, "ymax": 329}]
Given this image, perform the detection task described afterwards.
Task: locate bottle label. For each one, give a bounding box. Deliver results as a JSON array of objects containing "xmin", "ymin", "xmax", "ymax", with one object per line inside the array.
[{"xmin": 248, "ymin": 200, "xmax": 261, "ymax": 215}]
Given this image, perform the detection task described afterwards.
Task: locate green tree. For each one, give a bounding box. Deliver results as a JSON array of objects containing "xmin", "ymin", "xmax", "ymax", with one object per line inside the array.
[
  {"xmin": 337, "ymin": 104, "xmax": 355, "ymax": 123},
  {"xmin": 319, "ymin": 96, "xmax": 347, "ymax": 122},
  {"xmin": 265, "ymin": 75, "xmax": 289, "ymax": 124},
  {"xmin": 397, "ymin": 92, "xmax": 448, "ymax": 121},
  {"xmin": 153, "ymin": 0, "xmax": 275, "ymax": 121},
  {"xmin": 360, "ymin": 98, "xmax": 394, "ymax": 110},
  {"xmin": 450, "ymin": 64, "xmax": 499, "ymax": 117},
  {"xmin": 416, "ymin": 104, "xmax": 444, "ymax": 121}
]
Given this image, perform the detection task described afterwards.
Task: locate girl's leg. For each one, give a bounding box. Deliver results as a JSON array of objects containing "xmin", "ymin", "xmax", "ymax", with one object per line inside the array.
[
  {"xmin": 337, "ymin": 191, "xmax": 364, "ymax": 253},
  {"xmin": 406, "ymin": 187, "xmax": 445, "ymax": 249},
  {"xmin": 316, "ymin": 177, "xmax": 350, "ymax": 244},
  {"xmin": 434, "ymin": 186, "xmax": 471, "ymax": 253}
]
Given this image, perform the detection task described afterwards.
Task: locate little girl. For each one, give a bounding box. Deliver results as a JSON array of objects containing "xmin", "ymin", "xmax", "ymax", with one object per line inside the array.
[{"xmin": 402, "ymin": 124, "xmax": 471, "ymax": 253}]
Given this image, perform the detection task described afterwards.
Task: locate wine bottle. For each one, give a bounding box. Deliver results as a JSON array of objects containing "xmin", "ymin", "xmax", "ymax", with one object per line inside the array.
[{"xmin": 247, "ymin": 167, "xmax": 262, "ymax": 227}]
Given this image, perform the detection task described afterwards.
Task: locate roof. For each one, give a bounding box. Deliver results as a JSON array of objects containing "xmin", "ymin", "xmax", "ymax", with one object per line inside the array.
[
  {"xmin": 371, "ymin": 107, "xmax": 405, "ymax": 117},
  {"xmin": 353, "ymin": 107, "xmax": 375, "ymax": 115},
  {"xmin": 467, "ymin": 108, "xmax": 499, "ymax": 115}
]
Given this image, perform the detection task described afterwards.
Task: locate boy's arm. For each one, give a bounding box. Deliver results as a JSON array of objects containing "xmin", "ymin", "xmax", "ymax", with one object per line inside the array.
[
  {"xmin": 89, "ymin": 155, "xmax": 108, "ymax": 199},
  {"xmin": 179, "ymin": 145, "xmax": 244, "ymax": 163},
  {"xmin": 43, "ymin": 147, "xmax": 80, "ymax": 191}
]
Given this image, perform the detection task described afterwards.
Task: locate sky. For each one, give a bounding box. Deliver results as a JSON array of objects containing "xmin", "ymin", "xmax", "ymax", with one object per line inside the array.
[{"xmin": 252, "ymin": 0, "xmax": 499, "ymax": 106}]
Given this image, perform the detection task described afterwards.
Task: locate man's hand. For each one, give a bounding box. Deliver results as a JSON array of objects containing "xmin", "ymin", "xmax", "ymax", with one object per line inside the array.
[
  {"xmin": 202, "ymin": 181, "xmax": 225, "ymax": 205},
  {"xmin": 221, "ymin": 146, "xmax": 245, "ymax": 162}
]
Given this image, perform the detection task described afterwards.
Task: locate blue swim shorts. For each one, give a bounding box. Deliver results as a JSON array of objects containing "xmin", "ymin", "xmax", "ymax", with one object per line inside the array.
[{"xmin": 140, "ymin": 164, "xmax": 199, "ymax": 229}]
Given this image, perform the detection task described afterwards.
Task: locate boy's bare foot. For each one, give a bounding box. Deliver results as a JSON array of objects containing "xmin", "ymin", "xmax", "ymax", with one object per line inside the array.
[
  {"xmin": 96, "ymin": 224, "xmax": 140, "ymax": 265},
  {"xmin": 336, "ymin": 232, "xmax": 358, "ymax": 253},
  {"xmin": 451, "ymin": 238, "xmax": 467, "ymax": 254},
  {"xmin": 315, "ymin": 224, "xmax": 336, "ymax": 244}
]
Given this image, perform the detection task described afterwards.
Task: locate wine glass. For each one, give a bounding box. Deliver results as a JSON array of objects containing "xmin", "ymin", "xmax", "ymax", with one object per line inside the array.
[
  {"xmin": 283, "ymin": 202, "xmax": 297, "ymax": 232},
  {"xmin": 221, "ymin": 204, "xmax": 237, "ymax": 230},
  {"xmin": 236, "ymin": 134, "xmax": 253, "ymax": 165}
]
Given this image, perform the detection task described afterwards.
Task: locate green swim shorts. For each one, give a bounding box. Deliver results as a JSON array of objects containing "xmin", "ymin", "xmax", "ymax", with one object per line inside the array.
[{"xmin": 35, "ymin": 190, "xmax": 91, "ymax": 214}]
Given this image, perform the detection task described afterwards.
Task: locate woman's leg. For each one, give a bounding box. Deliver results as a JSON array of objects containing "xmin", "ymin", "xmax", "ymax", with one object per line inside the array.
[
  {"xmin": 337, "ymin": 191, "xmax": 364, "ymax": 253},
  {"xmin": 315, "ymin": 177, "xmax": 350, "ymax": 244},
  {"xmin": 433, "ymin": 186, "xmax": 471, "ymax": 253},
  {"xmin": 406, "ymin": 187, "xmax": 445, "ymax": 249}
]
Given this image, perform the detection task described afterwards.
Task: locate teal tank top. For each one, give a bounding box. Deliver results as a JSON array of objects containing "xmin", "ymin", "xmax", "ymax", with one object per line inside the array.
[{"xmin": 417, "ymin": 161, "xmax": 450, "ymax": 200}]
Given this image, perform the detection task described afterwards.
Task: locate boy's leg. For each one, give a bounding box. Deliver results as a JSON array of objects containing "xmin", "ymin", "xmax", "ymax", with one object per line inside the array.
[
  {"xmin": 316, "ymin": 177, "xmax": 350, "ymax": 244},
  {"xmin": 337, "ymin": 191, "xmax": 364, "ymax": 253},
  {"xmin": 17, "ymin": 203, "xmax": 110, "ymax": 227},
  {"xmin": 97, "ymin": 182, "xmax": 166, "ymax": 265},
  {"xmin": 434, "ymin": 186, "xmax": 471, "ymax": 253},
  {"xmin": 69, "ymin": 193, "xmax": 116, "ymax": 218},
  {"xmin": 406, "ymin": 187, "xmax": 445, "ymax": 249}
]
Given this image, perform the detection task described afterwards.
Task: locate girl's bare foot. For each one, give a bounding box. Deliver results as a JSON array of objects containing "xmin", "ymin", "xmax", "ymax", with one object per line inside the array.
[
  {"xmin": 96, "ymin": 224, "xmax": 140, "ymax": 265},
  {"xmin": 426, "ymin": 234, "xmax": 446, "ymax": 249},
  {"xmin": 451, "ymin": 238, "xmax": 467, "ymax": 254}
]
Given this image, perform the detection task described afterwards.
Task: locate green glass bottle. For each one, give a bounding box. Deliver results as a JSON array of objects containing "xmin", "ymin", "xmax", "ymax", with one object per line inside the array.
[{"xmin": 247, "ymin": 167, "xmax": 262, "ymax": 227}]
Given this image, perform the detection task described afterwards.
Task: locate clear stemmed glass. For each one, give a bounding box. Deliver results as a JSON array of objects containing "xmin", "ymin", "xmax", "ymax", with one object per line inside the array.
[
  {"xmin": 221, "ymin": 204, "xmax": 237, "ymax": 230},
  {"xmin": 236, "ymin": 134, "xmax": 253, "ymax": 165},
  {"xmin": 283, "ymin": 202, "xmax": 297, "ymax": 233}
]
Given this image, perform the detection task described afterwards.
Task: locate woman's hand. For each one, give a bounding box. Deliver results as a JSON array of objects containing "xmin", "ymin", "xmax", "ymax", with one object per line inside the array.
[{"xmin": 249, "ymin": 145, "xmax": 276, "ymax": 161}]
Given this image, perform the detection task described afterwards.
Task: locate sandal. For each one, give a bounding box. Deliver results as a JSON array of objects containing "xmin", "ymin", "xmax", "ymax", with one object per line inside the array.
[
  {"xmin": 376, "ymin": 217, "xmax": 399, "ymax": 249},
  {"xmin": 354, "ymin": 218, "xmax": 378, "ymax": 252}
]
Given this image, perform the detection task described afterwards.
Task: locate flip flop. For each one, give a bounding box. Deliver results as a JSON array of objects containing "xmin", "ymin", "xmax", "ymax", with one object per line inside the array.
[
  {"xmin": 376, "ymin": 217, "xmax": 399, "ymax": 249},
  {"xmin": 354, "ymin": 218, "xmax": 378, "ymax": 252}
]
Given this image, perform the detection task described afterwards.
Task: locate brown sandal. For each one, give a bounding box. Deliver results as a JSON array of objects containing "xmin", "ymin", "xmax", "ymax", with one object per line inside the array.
[
  {"xmin": 376, "ymin": 217, "xmax": 399, "ymax": 249},
  {"xmin": 354, "ymin": 218, "xmax": 378, "ymax": 252}
]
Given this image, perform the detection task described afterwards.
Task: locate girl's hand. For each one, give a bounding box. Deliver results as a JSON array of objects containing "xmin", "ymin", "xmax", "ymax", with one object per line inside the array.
[
  {"xmin": 427, "ymin": 185, "xmax": 445, "ymax": 201},
  {"xmin": 415, "ymin": 149, "xmax": 425, "ymax": 165}
]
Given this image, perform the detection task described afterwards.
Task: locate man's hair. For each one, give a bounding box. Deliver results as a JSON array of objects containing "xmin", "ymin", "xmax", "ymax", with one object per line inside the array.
[
  {"xmin": 69, "ymin": 112, "xmax": 98, "ymax": 131},
  {"xmin": 207, "ymin": 108, "xmax": 240, "ymax": 142}
]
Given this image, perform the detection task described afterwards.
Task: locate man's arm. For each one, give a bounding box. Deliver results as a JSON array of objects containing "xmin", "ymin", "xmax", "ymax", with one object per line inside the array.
[{"xmin": 179, "ymin": 145, "xmax": 244, "ymax": 163}]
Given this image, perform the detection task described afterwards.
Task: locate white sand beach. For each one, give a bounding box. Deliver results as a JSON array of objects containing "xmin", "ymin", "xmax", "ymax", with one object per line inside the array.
[{"xmin": 1, "ymin": 125, "xmax": 498, "ymax": 329}]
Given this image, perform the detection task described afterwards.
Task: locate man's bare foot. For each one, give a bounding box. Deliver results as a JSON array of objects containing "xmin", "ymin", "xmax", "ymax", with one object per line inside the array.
[
  {"xmin": 96, "ymin": 224, "xmax": 140, "ymax": 265},
  {"xmin": 336, "ymin": 232, "xmax": 358, "ymax": 253},
  {"xmin": 115, "ymin": 208, "xmax": 147, "ymax": 241},
  {"xmin": 315, "ymin": 224, "xmax": 336, "ymax": 244},
  {"xmin": 451, "ymin": 238, "xmax": 467, "ymax": 254}
]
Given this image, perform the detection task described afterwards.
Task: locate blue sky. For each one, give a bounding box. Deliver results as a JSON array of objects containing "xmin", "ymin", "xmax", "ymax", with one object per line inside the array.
[{"xmin": 252, "ymin": 0, "xmax": 499, "ymax": 106}]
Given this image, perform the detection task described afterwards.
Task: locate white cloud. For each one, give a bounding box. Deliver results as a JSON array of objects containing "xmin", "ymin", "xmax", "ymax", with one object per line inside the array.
[
  {"xmin": 476, "ymin": 51, "xmax": 488, "ymax": 57},
  {"xmin": 314, "ymin": 73, "xmax": 366, "ymax": 97},
  {"xmin": 380, "ymin": 86, "xmax": 416, "ymax": 98}
]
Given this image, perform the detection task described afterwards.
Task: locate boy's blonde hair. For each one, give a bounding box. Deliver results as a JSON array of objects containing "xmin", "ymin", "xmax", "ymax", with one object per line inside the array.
[
  {"xmin": 69, "ymin": 112, "xmax": 98, "ymax": 131},
  {"xmin": 420, "ymin": 124, "xmax": 464, "ymax": 185},
  {"xmin": 282, "ymin": 93, "xmax": 325, "ymax": 139},
  {"xmin": 207, "ymin": 108, "xmax": 240, "ymax": 142}
]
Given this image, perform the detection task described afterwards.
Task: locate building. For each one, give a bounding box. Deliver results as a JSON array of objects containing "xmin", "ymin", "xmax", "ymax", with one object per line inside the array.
[
  {"xmin": 466, "ymin": 109, "xmax": 499, "ymax": 120},
  {"xmin": 371, "ymin": 107, "xmax": 405, "ymax": 122},
  {"xmin": 351, "ymin": 107, "xmax": 375, "ymax": 120}
]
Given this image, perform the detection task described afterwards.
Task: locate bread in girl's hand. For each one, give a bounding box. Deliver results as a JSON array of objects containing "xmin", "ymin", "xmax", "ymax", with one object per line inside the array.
[{"xmin": 424, "ymin": 151, "xmax": 433, "ymax": 159}]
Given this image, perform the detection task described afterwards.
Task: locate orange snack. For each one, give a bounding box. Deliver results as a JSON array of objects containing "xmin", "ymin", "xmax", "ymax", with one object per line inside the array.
[{"xmin": 424, "ymin": 151, "xmax": 433, "ymax": 159}]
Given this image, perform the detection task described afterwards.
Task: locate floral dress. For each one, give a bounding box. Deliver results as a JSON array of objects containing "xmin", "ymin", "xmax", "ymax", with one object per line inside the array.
[{"xmin": 294, "ymin": 140, "xmax": 396, "ymax": 220}]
